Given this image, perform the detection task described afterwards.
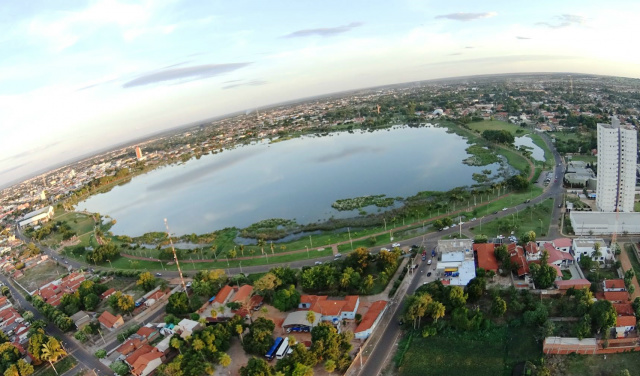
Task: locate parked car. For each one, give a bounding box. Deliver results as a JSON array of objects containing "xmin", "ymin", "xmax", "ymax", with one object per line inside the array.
[
  {"xmin": 470, "ymin": 217, "xmax": 476, "ymax": 221},
  {"xmin": 525, "ymin": 199, "xmax": 531, "ymax": 203},
  {"xmin": 314, "ymin": 261, "xmax": 323, "ymax": 265},
  {"xmin": 502, "ymin": 207, "xmax": 508, "ymax": 211},
  {"xmin": 334, "ymin": 253, "xmax": 342, "ymax": 258},
  {"xmin": 156, "ymin": 272, "xmax": 162, "ymax": 276},
  {"xmin": 442, "ymin": 226, "xmax": 449, "ymax": 230},
  {"xmin": 422, "ymin": 255, "xmax": 426, "ymax": 261},
  {"xmin": 380, "ymin": 247, "xmax": 389, "ymax": 252},
  {"xmin": 427, "ymin": 272, "xmax": 432, "ymax": 277},
  {"xmin": 392, "ymin": 243, "xmax": 401, "ymax": 248},
  {"xmin": 427, "ymin": 259, "xmax": 432, "ymax": 265}
]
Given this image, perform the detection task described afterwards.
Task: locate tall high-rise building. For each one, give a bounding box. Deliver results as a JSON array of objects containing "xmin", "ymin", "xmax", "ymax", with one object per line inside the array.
[
  {"xmin": 595, "ymin": 117, "xmax": 637, "ymax": 212},
  {"xmin": 135, "ymin": 146, "xmax": 143, "ymax": 160}
]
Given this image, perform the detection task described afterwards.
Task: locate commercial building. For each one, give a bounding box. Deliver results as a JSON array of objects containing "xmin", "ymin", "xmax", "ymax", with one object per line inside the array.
[
  {"xmin": 354, "ymin": 300, "xmax": 388, "ymax": 340},
  {"xmin": 570, "ymin": 211, "xmax": 640, "ymax": 235},
  {"xmin": 135, "ymin": 146, "xmax": 143, "ymax": 161},
  {"xmin": 572, "ymin": 238, "xmax": 611, "ymax": 264},
  {"xmin": 18, "ymin": 206, "xmax": 54, "ymax": 228},
  {"xmin": 595, "ymin": 117, "xmax": 637, "ymax": 212},
  {"xmin": 436, "ymin": 239, "xmax": 476, "ymax": 286}
]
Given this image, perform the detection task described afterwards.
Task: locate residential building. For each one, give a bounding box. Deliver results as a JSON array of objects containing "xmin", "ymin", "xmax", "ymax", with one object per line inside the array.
[
  {"xmin": 98, "ymin": 311, "xmax": 124, "ymax": 330},
  {"xmin": 615, "ymin": 316, "xmax": 636, "ymax": 338},
  {"xmin": 131, "ymin": 349, "xmax": 163, "ymax": 376},
  {"xmin": 354, "ymin": 301, "xmax": 388, "ymax": 340},
  {"xmin": 572, "ymin": 238, "xmax": 611, "ymax": 264},
  {"xmin": 175, "ymin": 319, "xmax": 201, "ymax": 339},
  {"xmin": 70, "ymin": 311, "xmax": 91, "ymax": 329},
  {"xmin": 603, "ymin": 279, "xmax": 626, "ymax": 292},
  {"xmin": 473, "ymin": 243, "xmax": 498, "ymax": 273},
  {"xmin": 299, "ymin": 295, "xmax": 360, "ymax": 321},
  {"xmin": 554, "ymin": 279, "xmax": 591, "ymax": 292},
  {"xmin": 596, "ymin": 117, "xmax": 637, "ymax": 212}
]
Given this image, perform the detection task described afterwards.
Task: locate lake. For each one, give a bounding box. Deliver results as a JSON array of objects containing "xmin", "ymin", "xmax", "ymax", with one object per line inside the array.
[
  {"xmin": 514, "ymin": 135, "xmax": 546, "ymax": 161},
  {"xmin": 80, "ymin": 125, "xmax": 502, "ymax": 236}
]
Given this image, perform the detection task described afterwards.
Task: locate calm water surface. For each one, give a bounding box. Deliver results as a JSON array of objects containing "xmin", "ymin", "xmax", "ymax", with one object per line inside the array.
[
  {"xmin": 514, "ymin": 135, "xmax": 545, "ymax": 161},
  {"xmin": 80, "ymin": 125, "xmax": 501, "ymax": 236}
]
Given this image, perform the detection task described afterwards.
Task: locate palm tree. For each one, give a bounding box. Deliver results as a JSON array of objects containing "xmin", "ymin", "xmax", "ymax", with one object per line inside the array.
[
  {"xmin": 592, "ymin": 242, "xmax": 602, "ymax": 268},
  {"xmin": 236, "ymin": 324, "xmax": 244, "ymax": 344},
  {"xmin": 257, "ymin": 238, "xmax": 266, "ymax": 256},
  {"xmin": 306, "ymin": 311, "xmax": 316, "ymax": 327},
  {"xmin": 239, "ymin": 245, "xmax": 245, "ymax": 257},
  {"xmin": 41, "ymin": 338, "xmax": 67, "ymax": 375},
  {"xmin": 219, "ymin": 353, "xmax": 232, "ymax": 368},
  {"xmin": 170, "ymin": 337, "xmax": 182, "ymax": 354}
]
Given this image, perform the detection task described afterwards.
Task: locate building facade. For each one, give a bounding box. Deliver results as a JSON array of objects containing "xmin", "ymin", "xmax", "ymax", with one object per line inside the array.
[{"xmin": 596, "ymin": 118, "xmax": 637, "ymax": 212}]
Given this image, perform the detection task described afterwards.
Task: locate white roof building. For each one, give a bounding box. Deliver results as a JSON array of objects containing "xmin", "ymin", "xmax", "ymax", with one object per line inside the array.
[
  {"xmin": 570, "ymin": 212, "xmax": 640, "ymax": 235},
  {"xmin": 572, "ymin": 238, "xmax": 611, "ymax": 264},
  {"xmin": 436, "ymin": 239, "xmax": 476, "ymax": 286},
  {"xmin": 19, "ymin": 206, "xmax": 54, "ymax": 228}
]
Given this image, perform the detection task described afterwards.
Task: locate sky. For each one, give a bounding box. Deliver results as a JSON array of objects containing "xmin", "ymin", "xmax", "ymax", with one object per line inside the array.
[{"xmin": 1, "ymin": 0, "xmax": 640, "ymax": 185}]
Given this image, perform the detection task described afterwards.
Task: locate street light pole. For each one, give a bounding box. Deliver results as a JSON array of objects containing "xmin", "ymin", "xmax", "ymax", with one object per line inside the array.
[
  {"xmin": 539, "ymin": 219, "xmax": 543, "ymax": 236},
  {"xmin": 348, "ymin": 227, "xmax": 353, "ymax": 251},
  {"xmin": 106, "ymin": 259, "xmax": 112, "ymax": 269},
  {"xmin": 239, "ymin": 261, "xmax": 243, "ymax": 274},
  {"xmin": 383, "ymin": 218, "xmax": 386, "ymax": 231}
]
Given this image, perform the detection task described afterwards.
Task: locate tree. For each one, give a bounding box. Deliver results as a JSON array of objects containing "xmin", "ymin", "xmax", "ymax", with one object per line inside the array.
[
  {"xmin": 491, "ymin": 296, "xmax": 507, "ymax": 317},
  {"xmin": 324, "ymin": 359, "xmax": 336, "ymax": 373},
  {"xmin": 292, "ymin": 363, "xmax": 313, "ymax": 376},
  {"xmin": 117, "ymin": 294, "xmax": 135, "ymax": 314},
  {"xmin": 74, "ymin": 331, "xmax": 87, "ymax": 342},
  {"xmin": 575, "ymin": 314, "xmax": 592, "ymax": 339},
  {"xmin": 494, "ymin": 245, "xmax": 509, "ymax": 263},
  {"xmin": 167, "ymin": 292, "xmax": 191, "ymax": 315},
  {"xmin": 445, "ymin": 286, "xmax": 467, "ymax": 311},
  {"xmin": 272, "ymin": 285, "xmax": 300, "ymax": 312},
  {"xmin": 95, "ymin": 349, "xmax": 107, "ymax": 359},
  {"xmin": 137, "ymin": 272, "xmax": 157, "ymax": 292},
  {"xmin": 15, "ymin": 360, "xmax": 33, "ymax": 376},
  {"xmin": 363, "ymin": 275, "xmax": 374, "ymax": 292},
  {"xmin": 110, "ymin": 361, "xmax": 129, "ymax": 376},
  {"xmin": 83, "ymin": 293, "xmax": 100, "ymax": 311},
  {"xmin": 170, "ymin": 337, "xmax": 183, "ymax": 354},
  {"xmin": 529, "ymin": 251, "xmax": 557, "ymax": 289},
  {"xmin": 254, "ymin": 273, "xmax": 281, "ymax": 298},
  {"xmin": 219, "ymin": 353, "xmax": 231, "ymax": 368},
  {"xmin": 428, "ymin": 301, "xmax": 446, "ymax": 323},
  {"xmin": 465, "ymin": 278, "xmax": 486, "ymax": 302},
  {"xmin": 345, "ymin": 247, "xmax": 370, "ymax": 272},
  {"xmin": 590, "ymin": 300, "xmax": 616, "ymax": 333},
  {"xmin": 240, "ymin": 357, "xmax": 274, "ymax": 376},
  {"xmin": 40, "ymin": 338, "xmax": 67, "ymax": 375},
  {"xmin": 433, "ymin": 219, "xmax": 444, "ymax": 231},
  {"xmin": 306, "ymin": 311, "xmax": 316, "ymax": 327},
  {"xmin": 243, "ymin": 318, "xmax": 275, "ymax": 355}
]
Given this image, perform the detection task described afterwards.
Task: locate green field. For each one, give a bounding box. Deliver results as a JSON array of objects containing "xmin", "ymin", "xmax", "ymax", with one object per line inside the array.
[
  {"xmin": 567, "ymin": 154, "xmax": 597, "ymax": 163},
  {"xmin": 468, "ymin": 120, "xmax": 520, "ymax": 134},
  {"xmin": 470, "ymin": 196, "xmax": 554, "ymax": 238},
  {"xmin": 397, "ymin": 327, "xmax": 540, "ymax": 376},
  {"xmin": 547, "ymin": 352, "xmax": 640, "ymax": 376},
  {"xmin": 34, "ymin": 356, "xmax": 77, "ymax": 376}
]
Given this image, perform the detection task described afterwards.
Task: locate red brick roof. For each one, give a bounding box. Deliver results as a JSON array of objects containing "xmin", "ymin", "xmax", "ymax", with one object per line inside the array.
[
  {"xmin": 473, "ymin": 243, "xmax": 498, "ymax": 271},
  {"xmin": 98, "ymin": 311, "xmax": 122, "ymax": 329},
  {"xmin": 136, "ymin": 326, "xmax": 155, "ymax": 339},
  {"xmin": 131, "ymin": 350, "xmax": 163, "ymax": 376},
  {"xmin": 509, "ymin": 246, "xmax": 529, "ymax": 276},
  {"xmin": 231, "ymin": 285, "xmax": 253, "ymax": 303},
  {"xmin": 525, "ymin": 242, "xmax": 538, "ymax": 255},
  {"xmin": 555, "ymin": 279, "xmax": 591, "ymax": 290},
  {"xmin": 126, "ymin": 344, "xmax": 154, "ymax": 367},
  {"xmin": 213, "ymin": 285, "xmax": 233, "ymax": 304},
  {"xmin": 604, "ymin": 291, "xmax": 631, "ymax": 303},
  {"xmin": 300, "ymin": 295, "xmax": 359, "ymax": 316},
  {"xmin": 604, "ymin": 279, "xmax": 626, "ymax": 290},
  {"xmin": 101, "ymin": 288, "xmax": 116, "ymax": 300},
  {"xmin": 118, "ymin": 338, "xmax": 143, "ymax": 356},
  {"xmin": 613, "ymin": 304, "xmax": 634, "ymax": 316},
  {"xmin": 553, "ymin": 238, "xmax": 572, "ymax": 248},
  {"xmin": 355, "ymin": 301, "xmax": 387, "ymax": 333},
  {"xmin": 343, "ymin": 296, "xmax": 359, "ymax": 313},
  {"xmin": 616, "ymin": 315, "xmax": 637, "ymax": 327}
]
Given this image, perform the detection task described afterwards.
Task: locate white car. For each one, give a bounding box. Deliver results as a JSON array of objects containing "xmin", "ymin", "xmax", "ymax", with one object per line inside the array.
[
  {"xmin": 442, "ymin": 226, "xmax": 449, "ymax": 230},
  {"xmin": 470, "ymin": 218, "xmax": 477, "ymax": 221},
  {"xmin": 502, "ymin": 208, "xmax": 508, "ymax": 211},
  {"xmin": 380, "ymin": 247, "xmax": 390, "ymax": 252},
  {"xmin": 427, "ymin": 259, "xmax": 432, "ymax": 265},
  {"xmin": 392, "ymin": 243, "xmax": 401, "ymax": 248},
  {"xmin": 451, "ymin": 223, "xmax": 457, "ymax": 227},
  {"xmin": 314, "ymin": 261, "xmax": 323, "ymax": 265}
]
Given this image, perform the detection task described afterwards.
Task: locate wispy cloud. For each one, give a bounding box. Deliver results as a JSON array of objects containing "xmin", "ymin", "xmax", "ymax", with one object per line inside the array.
[
  {"xmin": 435, "ymin": 12, "xmax": 497, "ymax": 21},
  {"xmin": 516, "ymin": 36, "xmax": 532, "ymax": 40},
  {"xmin": 421, "ymin": 54, "xmax": 578, "ymax": 67},
  {"xmin": 123, "ymin": 63, "xmax": 252, "ymax": 88},
  {"xmin": 282, "ymin": 22, "xmax": 363, "ymax": 38},
  {"xmin": 448, "ymin": 53, "xmax": 463, "ymax": 56},
  {"xmin": 465, "ymin": 46, "xmax": 474, "ymax": 49},
  {"xmin": 222, "ymin": 80, "xmax": 267, "ymax": 90},
  {"xmin": 536, "ymin": 14, "xmax": 586, "ymax": 29}
]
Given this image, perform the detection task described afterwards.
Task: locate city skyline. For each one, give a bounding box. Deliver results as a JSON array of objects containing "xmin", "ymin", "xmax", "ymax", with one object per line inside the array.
[{"xmin": 2, "ymin": 0, "xmax": 640, "ymax": 184}]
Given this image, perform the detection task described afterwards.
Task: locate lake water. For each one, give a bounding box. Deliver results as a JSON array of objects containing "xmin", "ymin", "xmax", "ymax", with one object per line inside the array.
[
  {"xmin": 514, "ymin": 135, "xmax": 546, "ymax": 161},
  {"xmin": 79, "ymin": 125, "xmax": 502, "ymax": 236}
]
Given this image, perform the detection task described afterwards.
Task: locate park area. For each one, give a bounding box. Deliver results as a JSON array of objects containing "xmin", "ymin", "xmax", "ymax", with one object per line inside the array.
[
  {"xmin": 470, "ymin": 197, "xmax": 554, "ymax": 238},
  {"xmin": 546, "ymin": 352, "xmax": 640, "ymax": 376},
  {"xmin": 396, "ymin": 326, "xmax": 540, "ymax": 376}
]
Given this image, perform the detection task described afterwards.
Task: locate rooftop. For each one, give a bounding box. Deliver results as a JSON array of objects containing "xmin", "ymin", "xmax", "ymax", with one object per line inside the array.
[
  {"xmin": 355, "ymin": 300, "xmax": 387, "ymax": 333},
  {"xmin": 231, "ymin": 285, "xmax": 253, "ymax": 303},
  {"xmin": 98, "ymin": 311, "xmax": 122, "ymax": 329},
  {"xmin": 473, "ymin": 243, "xmax": 498, "ymax": 272}
]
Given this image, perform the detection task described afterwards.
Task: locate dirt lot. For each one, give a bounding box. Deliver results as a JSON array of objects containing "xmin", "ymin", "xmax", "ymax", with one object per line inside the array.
[{"xmin": 17, "ymin": 261, "xmax": 68, "ymax": 291}]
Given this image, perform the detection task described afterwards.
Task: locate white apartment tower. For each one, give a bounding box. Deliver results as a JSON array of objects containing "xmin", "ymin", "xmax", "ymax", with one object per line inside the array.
[{"xmin": 596, "ymin": 117, "xmax": 637, "ymax": 212}]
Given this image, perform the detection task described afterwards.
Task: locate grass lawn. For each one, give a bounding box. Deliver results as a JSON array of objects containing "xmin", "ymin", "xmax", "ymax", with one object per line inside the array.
[
  {"xmin": 16, "ymin": 261, "xmax": 68, "ymax": 291},
  {"xmin": 551, "ymin": 131, "xmax": 585, "ymax": 143},
  {"xmin": 470, "ymin": 196, "xmax": 554, "ymax": 238},
  {"xmin": 547, "ymin": 352, "xmax": 640, "ymax": 376},
  {"xmin": 397, "ymin": 326, "xmax": 540, "ymax": 376},
  {"xmin": 568, "ymin": 155, "xmax": 597, "ymax": 163},
  {"xmin": 103, "ymin": 277, "xmax": 136, "ymax": 291},
  {"xmin": 625, "ymin": 245, "xmax": 640, "ymax": 277},
  {"xmin": 34, "ymin": 356, "xmax": 77, "ymax": 376},
  {"xmin": 635, "ymin": 202, "xmax": 640, "ymax": 212},
  {"xmin": 468, "ymin": 120, "xmax": 520, "ymax": 134}
]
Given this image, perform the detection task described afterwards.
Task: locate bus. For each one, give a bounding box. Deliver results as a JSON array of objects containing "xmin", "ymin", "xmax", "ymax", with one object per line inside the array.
[
  {"xmin": 265, "ymin": 337, "xmax": 283, "ymax": 361},
  {"xmin": 275, "ymin": 337, "xmax": 290, "ymax": 360}
]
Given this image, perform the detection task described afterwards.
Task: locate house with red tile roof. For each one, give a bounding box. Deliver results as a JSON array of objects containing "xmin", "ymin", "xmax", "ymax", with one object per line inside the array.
[
  {"xmin": 524, "ymin": 242, "xmax": 540, "ymax": 261},
  {"xmin": 101, "ymin": 288, "xmax": 116, "ymax": 300},
  {"xmin": 231, "ymin": 285, "xmax": 253, "ymax": 304},
  {"xmin": 509, "ymin": 245, "xmax": 529, "ymax": 277},
  {"xmin": 35, "ymin": 272, "xmax": 86, "ymax": 306},
  {"xmin": 212, "ymin": 285, "xmax": 233, "ymax": 305},
  {"xmin": 552, "ymin": 238, "xmax": 572, "ymax": 252},
  {"xmin": 544, "ymin": 243, "xmax": 574, "ymax": 267},
  {"xmin": 473, "ymin": 243, "xmax": 498, "ymax": 272},
  {"xmin": 131, "ymin": 349, "xmax": 164, "ymax": 376},
  {"xmin": 125, "ymin": 344, "xmax": 154, "ymax": 367},
  {"xmin": 613, "ymin": 304, "xmax": 634, "ymax": 316},
  {"xmin": 98, "ymin": 311, "xmax": 124, "ymax": 330},
  {"xmin": 604, "ymin": 291, "xmax": 631, "ymax": 304},
  {"xmin": 299, "ymin": 295, "xmax": 360, "ymax": 321},
  {"xmin": 615, "ymin": 316, "xmax": 637, "ymax": 338},
  {"xmin": 117, "ymin": 338, "xmax": 143, "ymax": 357},
  {"xmin": 354, "ymin": 301, "xmax": 388, "ymax": 340},
  {"xmin": 603, "ymin": 279, "xmax": 626, "ymax": 292}
]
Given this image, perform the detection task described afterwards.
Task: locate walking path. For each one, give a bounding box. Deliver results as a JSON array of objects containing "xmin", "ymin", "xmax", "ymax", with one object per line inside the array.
[{"xmin": 618, "ymin": 244, "xmax": 640, "ymax": 300}]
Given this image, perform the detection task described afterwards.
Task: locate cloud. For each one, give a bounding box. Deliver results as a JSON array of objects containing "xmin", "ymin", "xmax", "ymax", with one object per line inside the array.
[
  {"xmin": 465, "ymin": 46, "xmax": 474, "ymax": 49},
  {"xmin": 123, "ymin": 63, "xmax": 252, "ymax": 88},
  {"xmin": 448, "ymin": 53, "xmax": 463, "ymax": 56},
  {"xmin": 222, "ymin": 80, "xmax": 267, "ymax": 90},
  {"xmin": 516, "ymin": 36, "xmax": 532, "ymax": 40},
  {"xmin": 282, "ymin": 22, "xmax": 363, "ymax": 38},
  {"xmin": 421, "ymin": 54, "xmax": 578, "ymax": 67},
  {"xmin": 0, "ymin": 162, "xmax": 28, "ymax": 175},
  {"xmin": 536, "ymin": 14, "xmax": 586, "ymax": 29},
  {"xmin": 313, "ymin": 146, "xmax": 385, "ymax": 163},
  {"xmin": 435, "ymin": 12, "xmax": 497, "ymax": 21}
]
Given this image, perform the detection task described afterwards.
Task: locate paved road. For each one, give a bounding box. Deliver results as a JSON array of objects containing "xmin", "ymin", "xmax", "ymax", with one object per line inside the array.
[
  {"xmin": 0, "ymin": 274, "xmax": 113, "ymax": 375},
  {"xmin": 358, "ymin": 136, "xmax": 566, "ymax": 376}
]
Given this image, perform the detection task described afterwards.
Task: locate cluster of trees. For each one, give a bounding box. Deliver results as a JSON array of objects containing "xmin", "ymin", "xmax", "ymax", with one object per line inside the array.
[
  {"xmin": 58, "ymin": 279, "xmax": 108, "ymax": 315},
  {"xmin": 242, "ymin": 317, "xmax": 275, "ymax": 355},
  {"xmin": 156, "ymin": 321, "xmax": 235, "ymax": 376},
  {"xmin": 30, "ymin": 296, "xmax": 74, "ymax": 331},
  {"xmin": 481, "ymin": 130, "xmax": 514, "ymax": 145},
  {"xmin": 107, "ymin": 291, "xmax": 135, "ymax": 315},
  {"xmin": 432, "ymin": 217, "xmax": 454, "ymax": 231},
  {"xmin": 86, "ymin": 243, "xmax": 120, "ymax": 264},
  {"xmin": 190, "ymin": 269, "xmax": 228, "ymax": 298},
  {"xmin": 28, "ymin": 329, "xmax": 67, "ymax": 374},
  {"xmin": 300, "ymin": 248, "xmax": 395, "ymax": 294},
  {"xmin": 0, "ymin": 338, "xmax": 32, "ymax": 376},
  {"xmin": 506, "ymin": 174, "xmax": 530, "ymax": 192},
  {"xmin": 166, "ymin": 292, "xmax": 198, "ymax": 315},
  {"xmin": 239, "ymin": 322, "xmax": 354, "ymax": 376},
  {"xmin": 253, "ymin": 268, "xmax": 301, "ymax": 312},
  {"xmin": 136, "ymin": 272, "xmax": 157, "ymax": 292},
  {"xmin": 529, "ymin": 251, "xmax": 559, "ymax": 289}
]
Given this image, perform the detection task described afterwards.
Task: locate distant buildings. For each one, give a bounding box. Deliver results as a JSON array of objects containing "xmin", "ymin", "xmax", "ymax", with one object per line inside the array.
[
  {"xmin": 135, "ymin": 146, "xmax": 144, "ymax": 161},
  {"xmin": 596, "ymin": 117, "xmax": 637, "ymax": 212}
]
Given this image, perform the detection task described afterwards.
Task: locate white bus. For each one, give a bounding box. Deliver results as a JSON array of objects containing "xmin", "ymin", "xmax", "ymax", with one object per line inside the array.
[{"xmin": 275, "ymin": 337, "xmax": 290, "ymax": 360}]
